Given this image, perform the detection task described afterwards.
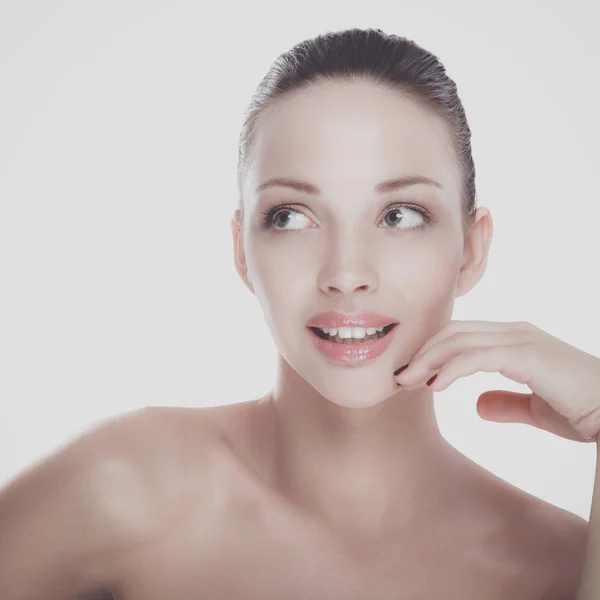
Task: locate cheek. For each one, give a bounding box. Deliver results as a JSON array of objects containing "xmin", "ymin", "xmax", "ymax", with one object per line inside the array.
[
  {"xmin": 393, "ymin": 247, "xmax": 462, "ymax": 336},
  {"xmin": 249, "ymin": 241, "xmax": 309, "ymax": 293},
  {"xmin": 245, "ymin": 240, "xmax": 312, "ymax": 329},
  {"xmin": 397, "ymin": 250, "xmax": 458, "ymax": 299}
]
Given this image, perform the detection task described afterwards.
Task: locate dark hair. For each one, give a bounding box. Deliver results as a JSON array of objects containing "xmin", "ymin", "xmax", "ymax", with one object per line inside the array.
[{"xmin": 236, "ymin": 27, "xmax": 477, "ymax": 232}]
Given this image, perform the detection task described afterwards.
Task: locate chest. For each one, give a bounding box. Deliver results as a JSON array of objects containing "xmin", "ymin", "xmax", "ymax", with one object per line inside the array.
[{"xmin": 113, "ymin": 501, "xmax": 544, "ymax": 600}]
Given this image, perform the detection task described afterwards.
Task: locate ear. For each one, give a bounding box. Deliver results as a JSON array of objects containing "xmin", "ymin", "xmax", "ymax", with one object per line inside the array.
[
  {"xmin": 231, "ymin": 211, "xmax": 255, "ymax": 295},
  {"xmin": 455, "ymin": 207, "xmax": 493, "ymax": 298}
]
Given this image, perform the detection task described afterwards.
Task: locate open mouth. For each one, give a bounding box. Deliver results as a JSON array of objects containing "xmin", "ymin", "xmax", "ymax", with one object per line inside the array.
[{"xmin": 308, "ymin": 322, "xmax": 398, "ymax": 344}]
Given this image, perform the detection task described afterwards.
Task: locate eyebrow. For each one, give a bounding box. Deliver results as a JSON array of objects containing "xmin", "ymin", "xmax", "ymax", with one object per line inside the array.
[{"xmin": 255, "ymin": 175, "xmax": 444, "ymax": 195}]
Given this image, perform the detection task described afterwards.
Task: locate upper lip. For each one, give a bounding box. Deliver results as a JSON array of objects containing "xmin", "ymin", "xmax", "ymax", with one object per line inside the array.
[{"xmin": 306, "ymin": 311, "xmax": 399, "ymax": 329}]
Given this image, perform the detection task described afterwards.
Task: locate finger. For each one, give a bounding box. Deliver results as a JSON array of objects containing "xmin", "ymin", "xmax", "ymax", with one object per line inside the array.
[
  {"xmin": 396, "ymin": 331, "xmax": 532, "ymax": 386},
  {"xmin": 477, "ymin": 390, "xmax": 593, "ymax": 443},
  {"xmin": 426, "ymin": 343, "xmax": 535, "ymax": 391},
  {"xmin": 476, "ymin": 390, "xmax": 534, "ymax": 423},
  {"xmin": 409, "ymin": 320, "xmax": 535, "ymax": 365}
]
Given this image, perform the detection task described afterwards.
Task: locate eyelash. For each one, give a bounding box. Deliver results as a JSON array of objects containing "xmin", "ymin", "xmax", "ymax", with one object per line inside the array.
[{"xmin": 259, "ymin": 202, "xmax": 435, "ymax": 234}]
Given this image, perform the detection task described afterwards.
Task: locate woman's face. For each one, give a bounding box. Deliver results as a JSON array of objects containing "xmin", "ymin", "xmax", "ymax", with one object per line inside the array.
[{"xmin": 234, "ymin": 80, "xmax": 477, "ymax": 409}]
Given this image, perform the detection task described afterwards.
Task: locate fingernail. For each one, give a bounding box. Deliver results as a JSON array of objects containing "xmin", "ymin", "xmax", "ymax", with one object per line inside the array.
[
  {"xmin": 394, "ymin": 363, "xmax": 409, "ymax": 376},
  {"xmin": 426, "ymin": 374, "xmax": 438, "ymax": 386}
]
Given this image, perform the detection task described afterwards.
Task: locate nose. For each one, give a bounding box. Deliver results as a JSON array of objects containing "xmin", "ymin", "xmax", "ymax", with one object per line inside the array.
[
  {"xmin": 318, "ymin": 262, "xmax": 378, "ymax": 296},
  {"xmin": 317, "ymin": 228, "xmax": 380, "ymax": 296},
  {"xmin": 324, "ymin": 280, "xmax": 371, "ymax": 295}
]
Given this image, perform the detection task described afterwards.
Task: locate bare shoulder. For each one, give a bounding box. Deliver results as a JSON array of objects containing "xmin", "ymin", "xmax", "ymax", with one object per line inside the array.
[
  {"xmin": 0, "ymin": 406, "xmax": 222, "ymax": 598},
  {"xmin": 487, "ymin": 477, "xmax": 589, "ymax": 599},
  {"xmin": 75, "ymin": 405, "xmax": 225, "ymax": 533},
  {"xmin": 2, "ymin": 405, "xmax": 222, "ymax": 541},
  {"xmin": 519, "ymin": 495, "xmax": 588, "ymax": 599},
  {"xmin": 448, "ymin": 454, "xmax": 588, "ymax": 599}
]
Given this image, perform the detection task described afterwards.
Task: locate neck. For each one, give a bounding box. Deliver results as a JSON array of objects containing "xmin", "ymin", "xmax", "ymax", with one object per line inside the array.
[{"xmin": 256, "ymin": 355, "xmax": 461, "ymax": 539}]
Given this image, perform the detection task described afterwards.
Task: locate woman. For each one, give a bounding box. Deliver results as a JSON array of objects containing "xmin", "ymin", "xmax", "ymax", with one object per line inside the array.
[{"xmin": 0, "ymin": 27, "xmax": 594, "ymax": 600}]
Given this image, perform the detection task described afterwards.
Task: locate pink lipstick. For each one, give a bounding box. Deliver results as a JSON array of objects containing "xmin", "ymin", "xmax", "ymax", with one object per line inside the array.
[{"xmin": 306, "ymin": 310, "xmax": 399, "ymax": 364}]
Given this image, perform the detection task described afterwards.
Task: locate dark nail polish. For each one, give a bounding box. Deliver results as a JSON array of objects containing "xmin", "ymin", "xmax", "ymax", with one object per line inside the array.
[
  {"xmin": 426, "ymin": 374, "xmax": 438, "ymax": 386},
  {"xmin": 394, "ymin": 363, "xmax": 409, "ymax": 376}
]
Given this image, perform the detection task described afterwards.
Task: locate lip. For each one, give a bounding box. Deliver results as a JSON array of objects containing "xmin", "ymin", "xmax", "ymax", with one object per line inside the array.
[
  {"xmin": 307, "ymin": 323, "xmax": 399, "ymax": 364},
  {"xmin": 305, "ymin": 310, "xmax": 399, "ymax": 329}
]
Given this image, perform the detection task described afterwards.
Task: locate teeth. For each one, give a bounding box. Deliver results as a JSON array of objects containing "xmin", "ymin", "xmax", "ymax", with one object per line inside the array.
[{"xmin": 318, "ymin": 326, "xmax": 384, "ymax": 338}]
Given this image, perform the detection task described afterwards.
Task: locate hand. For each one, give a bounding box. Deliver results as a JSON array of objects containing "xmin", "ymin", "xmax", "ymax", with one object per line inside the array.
[{"xmin": 393, "ymin": 320, "xmax": 600, "ymax": 443}]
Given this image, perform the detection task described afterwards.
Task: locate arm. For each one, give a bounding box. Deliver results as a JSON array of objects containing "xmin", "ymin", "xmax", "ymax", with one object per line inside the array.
[
  {"xmin": 0, "ymin": 409, "xmax": 163, "ymax": 600},
  {"xmin": 575, "ymin": 440, "xmax": 600, "ymax": 600}
]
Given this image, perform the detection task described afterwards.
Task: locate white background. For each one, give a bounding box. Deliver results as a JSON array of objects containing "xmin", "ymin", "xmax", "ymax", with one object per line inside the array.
[{"xmin": 1, "ymin": 0, "xmax": 598, "ymax": 521}]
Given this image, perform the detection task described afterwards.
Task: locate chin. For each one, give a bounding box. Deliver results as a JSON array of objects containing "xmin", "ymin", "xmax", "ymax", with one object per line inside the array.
[{"xmin": 316, "ymin": 384, "xmax": 397, "ymax": 410}]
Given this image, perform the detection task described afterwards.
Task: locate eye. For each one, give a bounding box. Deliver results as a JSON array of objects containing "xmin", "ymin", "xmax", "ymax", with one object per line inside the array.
[
  {"xmin": 381, "ymin": 204, "xmax": 429, "ymax": 230},
  {"xmin": 260, "ymin": 202, "xmax": 433, "ymax": 232},
  {"xmin": 262, "ymin": 205, "xmax": 311, "ymax": 231}
]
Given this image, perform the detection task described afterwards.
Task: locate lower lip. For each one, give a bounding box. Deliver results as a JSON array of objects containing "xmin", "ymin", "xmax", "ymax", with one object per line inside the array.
[{"xmin": 306, "ymin": 325, "xmax": 399, "ymax": 364}]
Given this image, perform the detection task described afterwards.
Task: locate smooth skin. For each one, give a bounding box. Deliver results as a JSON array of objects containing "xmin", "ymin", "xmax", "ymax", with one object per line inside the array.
[{"xmin": 0, "ymin": 80, "xmax": 590, "ymax": 599}]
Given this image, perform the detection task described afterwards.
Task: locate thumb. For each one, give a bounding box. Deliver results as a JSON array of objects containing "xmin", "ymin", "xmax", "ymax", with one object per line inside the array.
[
  {"xmin": 476, "ymin": 389, "xmax": 589, "ymax": 442},
  {"xmin": 476, "ymin": 390, "xmax": 534, "ymax": 424}
]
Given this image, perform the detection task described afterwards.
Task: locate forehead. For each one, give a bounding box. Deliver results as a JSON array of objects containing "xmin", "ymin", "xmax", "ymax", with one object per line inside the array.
[{"xmin": 245, "ymin": 80, "xmax": 460, "ymax": 201}]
